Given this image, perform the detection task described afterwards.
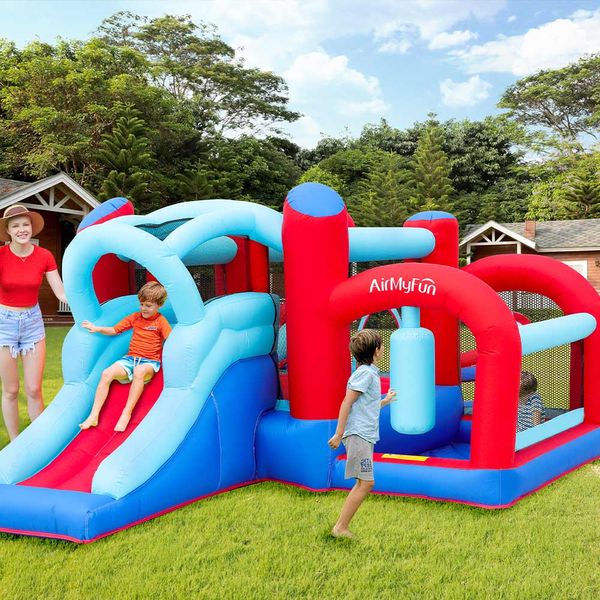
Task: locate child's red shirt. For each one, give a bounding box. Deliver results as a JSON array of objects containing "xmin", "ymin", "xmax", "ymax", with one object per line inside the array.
[{"xmin": 114, "ymin": 312, "xmax": 172, "ymax": 362}]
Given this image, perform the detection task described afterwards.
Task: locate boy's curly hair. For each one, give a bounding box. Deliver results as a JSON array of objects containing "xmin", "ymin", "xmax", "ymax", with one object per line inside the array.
[
  {"xmin": 138, "ymin": 281, "xmax": 168, "ymax": 306},
  {"xmin": 350, "ymin": 329, "xmax": 382, "ymax": 366}
]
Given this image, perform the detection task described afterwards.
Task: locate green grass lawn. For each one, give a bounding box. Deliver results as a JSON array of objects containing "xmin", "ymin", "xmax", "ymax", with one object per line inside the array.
[{"xmin": 0, "ymin": 328, "xmax": 599, "ymax": 599}]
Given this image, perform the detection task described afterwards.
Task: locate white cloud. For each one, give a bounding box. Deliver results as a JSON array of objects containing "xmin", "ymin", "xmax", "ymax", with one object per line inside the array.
[
  {"xmin": 453, "ymin": 9, "xmax": 600, "ymax": 76},
  {"xmin": 429, "ymin": 30, "xmax": 478, "ymax": 50},
  {"xmin": 285, "ymin": 51, "xmax": 381, "ymax": 98},
  {"xmin": 440, "ymin": 75, "xmax": 492, "ymax": 107},
  {"xmin": 285, "ymin": 115, "xmax": 324, "ymax": 148},
  {"xmin": 339, "ymin": 98, "xmax": 391, "ymax": 116},
  {"xmin": 507, "ymin": 15, "xmax": 517, "ymax": 23},
  {"xmin": 378, "ymin": 39, "xmax": 412, "ymax": 54},
  {"xmin": 171, "ymin": 0, "xmax": 506, "ymax": 71}
]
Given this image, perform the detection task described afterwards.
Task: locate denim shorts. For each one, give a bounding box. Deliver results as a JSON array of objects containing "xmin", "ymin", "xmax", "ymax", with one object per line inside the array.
[
  {"xmin": 0, "ymin": 304, "xmax": 45, "ymax": 358},
  {"xmin": 114, "ymin": 355, "xmax": 161, "ymax": 382}
]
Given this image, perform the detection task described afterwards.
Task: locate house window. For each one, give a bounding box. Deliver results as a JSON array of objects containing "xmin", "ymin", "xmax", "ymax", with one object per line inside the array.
[{"xmin": 562, "ymin": 260, "xmax": 588, "ymax": 278}]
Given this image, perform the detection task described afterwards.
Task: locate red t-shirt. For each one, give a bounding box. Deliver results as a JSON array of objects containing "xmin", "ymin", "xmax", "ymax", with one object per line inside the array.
[
  {"xmin": 0, "ymin": 245, "xmax": 58, "ymax": 307},
  {"xmin": 113, "ymin": 312, "xmax": 172, "ymax": 362}
]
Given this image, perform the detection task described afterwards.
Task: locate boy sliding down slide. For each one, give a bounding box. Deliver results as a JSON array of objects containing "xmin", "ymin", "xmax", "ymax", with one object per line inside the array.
[{"xmin": 79, "ymin": 281, "xmax": 171, "ymax": 432}]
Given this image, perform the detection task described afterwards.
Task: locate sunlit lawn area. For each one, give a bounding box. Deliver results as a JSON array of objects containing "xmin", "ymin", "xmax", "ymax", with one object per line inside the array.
[{"xmin": 0, "ymin": 327, "xmax": 599, "ymax": 599}]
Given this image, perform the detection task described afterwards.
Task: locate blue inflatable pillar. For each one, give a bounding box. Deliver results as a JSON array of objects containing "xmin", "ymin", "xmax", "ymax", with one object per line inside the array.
[{"xmin": 390, "ymin": 307, "xmax": 436, "ymax": 434}]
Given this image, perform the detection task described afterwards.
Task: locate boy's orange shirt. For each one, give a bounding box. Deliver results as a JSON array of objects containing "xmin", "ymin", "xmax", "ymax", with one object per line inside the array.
[{"xmin": 113, "ymin": 312, "xmax": 171, "ymax": 362}]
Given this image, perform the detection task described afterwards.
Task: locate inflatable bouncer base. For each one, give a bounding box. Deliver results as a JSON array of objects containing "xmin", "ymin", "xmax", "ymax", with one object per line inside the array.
[
  {"xmin": 332, "ymin": 422, "xmax": 600, "ymax": 507},
  {"xmin": 0, "ymin": 356, "xmax": 278, "ymax": 542}
]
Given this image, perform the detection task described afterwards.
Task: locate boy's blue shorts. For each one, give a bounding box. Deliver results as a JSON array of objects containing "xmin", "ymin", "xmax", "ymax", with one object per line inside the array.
[{"xmin": 114, "ymin": 355, "xmax": 161, "ymax": 382}]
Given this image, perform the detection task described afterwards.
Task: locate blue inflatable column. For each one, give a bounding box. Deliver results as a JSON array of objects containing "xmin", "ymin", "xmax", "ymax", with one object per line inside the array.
[{"xmin": 390, "ymin": 307, "xmax": 436, "ymax": 434}]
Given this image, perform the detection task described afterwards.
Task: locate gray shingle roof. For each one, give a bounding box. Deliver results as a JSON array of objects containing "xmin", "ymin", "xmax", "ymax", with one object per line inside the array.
[
  {"xmin": 464, "ymin": 219, "xmax": 600, "ymax": 249},
  {"xmin": 0, "ymin": 178, "xmax": 31, "ymax": 200}
]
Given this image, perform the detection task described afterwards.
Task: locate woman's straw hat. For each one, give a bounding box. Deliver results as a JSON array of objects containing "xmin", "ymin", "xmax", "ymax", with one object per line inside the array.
[{"xmin": 0, "ymin": 204, "xmax": 45, "ymax": 242}]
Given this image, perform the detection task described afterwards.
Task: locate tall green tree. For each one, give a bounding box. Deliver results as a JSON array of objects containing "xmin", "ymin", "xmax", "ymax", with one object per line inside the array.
[
  {"xmin": 97, "ymin": 111, "xmax": 159, "ymax": 212},
  {"xmin": 563, "ymin": 154, "xmax": 600, "ymax": 217},
  {"xmin": 525, "ymin": 152, "xmax": 600, "ymax": 220},
  {"xmin": 0, "ymin": 37, "xmax": 179, "ymax": 186},
  {"xmin": 298, "ymin": 166, "xmax": 345, "ymax": 197},
  {"xmin": 353, "ymin": 153, "xmax": 415, "ymax": 227},
  {"xmin": 97, "ymin": 12, "xmax": 300, "ymax": 138},
  {"xmin": 410, "ymin": 122, "xmax": 455, "ymax": 211},
  {"xmin": 499, "ymin": 54, "xmax": 600, "ymax": 150},
  {"xmin": 194, "ymin": 136, "xmax": 301, "ymax": 208}
]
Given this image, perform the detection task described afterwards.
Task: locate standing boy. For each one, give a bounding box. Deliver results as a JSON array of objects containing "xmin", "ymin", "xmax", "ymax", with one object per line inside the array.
[{"xmin": 328, "ymin": 329, "xmax": 396, "ymax": 538}]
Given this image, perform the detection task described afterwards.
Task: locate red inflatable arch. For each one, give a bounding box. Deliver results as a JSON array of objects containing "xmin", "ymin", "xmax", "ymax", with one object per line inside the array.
[{"xmin": 330, "ymin": 262, "xmax": 522, "ymax": 469}]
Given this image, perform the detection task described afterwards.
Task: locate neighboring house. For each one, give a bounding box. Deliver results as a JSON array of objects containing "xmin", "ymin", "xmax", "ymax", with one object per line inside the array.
[
  {"xmin": 461, "ymin": 219, "xmax": 600, "ymax": 293},
  {"xmin": 0, "ymin": 173, "xmax": 99, "ymax": 322}
]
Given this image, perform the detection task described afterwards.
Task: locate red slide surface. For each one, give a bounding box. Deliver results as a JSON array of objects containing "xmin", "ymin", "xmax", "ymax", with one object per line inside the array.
[{"xmin": 19, "ymin": 372, "xmax": 163, "ymax": 492}]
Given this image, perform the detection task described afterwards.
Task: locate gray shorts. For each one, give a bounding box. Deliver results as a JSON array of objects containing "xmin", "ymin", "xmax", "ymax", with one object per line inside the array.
[{"xmin": 343, "ymin": 434, "xmax": 374, "ymax": 481}]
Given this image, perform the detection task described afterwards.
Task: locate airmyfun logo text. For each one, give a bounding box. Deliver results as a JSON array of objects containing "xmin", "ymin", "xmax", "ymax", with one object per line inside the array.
[{"xmin": 368, "ymin": 276, "xmax": 437, "ymax": 296}]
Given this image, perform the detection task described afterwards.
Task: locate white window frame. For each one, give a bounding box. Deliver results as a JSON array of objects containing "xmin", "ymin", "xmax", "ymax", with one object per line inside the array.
[{"xmin": 561, "ymin": 260, "xmax": 588, "ymax": 279}]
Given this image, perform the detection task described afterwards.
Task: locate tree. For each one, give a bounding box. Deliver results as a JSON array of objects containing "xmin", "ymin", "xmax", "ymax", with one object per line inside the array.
[
  {"xmin": 352, "ymin": 153, "xmax": 415, "ymax": 227},
  {"xmin": 443, "ymin": 116, "xmax": 526, "ymax": 193},
  {"xmin": 357, "ymin": 118, "xmax": 422, "ymax": 156},
  {"xmin": 96, "ymin": 13, "xmax": 300, "ymax": 138},
  {"xmin": 196, "ymin": 136, "xmax": 301, "ymax": 208},
  {"xmin": 175, "ymin": 163, "xmax": 214, "ymax": 200},
  {"xmin": 525, "ymin": 152, "xmax": 600, "ymax": 220},
  {"xmin": 97, "ymin": 111, "xmax": 159, "ymax": 212},
  {"xmin": 563, "ymin": 153, "xmax": 600, "ymax": 217},
  {"xmin": 499, "ymin": 54, "xmax": 600, "ymax": 148},
  {"xmin": 0, "ymin": 37, "xmax": 180, "ymax": 186},
  {"xmin": 410, "ymin": 123, "xmax": 455, "ymax": 211},
  {"xmin": 298, "ymin": 166, "xmax": 345, "ymax": 197},
  {"xmin": 295, "ymin": 135, "xmax": 350, "ymax": 170}
]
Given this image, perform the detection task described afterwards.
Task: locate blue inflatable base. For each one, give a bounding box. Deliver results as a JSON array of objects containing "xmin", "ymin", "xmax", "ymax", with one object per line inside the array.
[
  {"xmin": 2, "ymin": 370, "xmax": 598, "ymax": 540},
  {"xmin": 0, "ymin": 355, "xmax": 278, "ymax": 542},
  {"xmin": 330, "ymin": 425, "xmax": 600, "ymax": 507}
]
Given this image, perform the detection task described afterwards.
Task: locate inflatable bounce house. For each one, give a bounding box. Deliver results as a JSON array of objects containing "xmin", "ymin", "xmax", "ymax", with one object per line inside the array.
[{"xmin": 0, "ymin": 183, "xmax": 599, "ymax": 542}]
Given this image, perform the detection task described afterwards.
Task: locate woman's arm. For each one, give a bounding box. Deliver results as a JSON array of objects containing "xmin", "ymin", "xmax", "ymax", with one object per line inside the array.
[
  {"xmin": 328, "ymin": 389, "xmax": 361, "ymax": 449},
  {"xmin": 45, "ymin": 269, "xmax": 67, "ymax": 305}
]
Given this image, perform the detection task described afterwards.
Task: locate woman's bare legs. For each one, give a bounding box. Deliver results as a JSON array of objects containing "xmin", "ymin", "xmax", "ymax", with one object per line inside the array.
[
  {"xmin": 0, "ymin": 347, "xmax": 20, "ymax": 440},
  {"xmin": 22, "ymin": 339, "xmax": 46, "ymax": 423}
]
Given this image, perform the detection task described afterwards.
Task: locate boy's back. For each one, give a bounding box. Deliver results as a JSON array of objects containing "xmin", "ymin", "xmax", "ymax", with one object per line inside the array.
[{"xmin": 344, "ymin": 363, "xmax": 382, "ymax": 444}]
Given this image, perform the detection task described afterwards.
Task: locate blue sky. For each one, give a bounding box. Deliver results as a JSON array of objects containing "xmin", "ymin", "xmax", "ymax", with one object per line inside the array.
[{"xmin": 1, "ymin": 0, "xmax": 600, "ymax": 148}]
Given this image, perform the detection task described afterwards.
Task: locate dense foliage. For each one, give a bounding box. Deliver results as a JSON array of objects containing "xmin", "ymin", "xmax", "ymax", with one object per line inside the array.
[{"xmin": 0, "ymin": 13, "xmax": 598, "ymax": 230}]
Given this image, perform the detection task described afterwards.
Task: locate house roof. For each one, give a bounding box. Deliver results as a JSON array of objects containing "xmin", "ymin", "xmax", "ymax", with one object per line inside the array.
[
  {"xmin": 0, "ymin": 178, "xmax": 30, "ymax": 200},
  {"xmin": 461, "ymin": 219, "xmax": 600, "ymax": 252},
  {"xmin": 0, "ymin": 172, "xmax": 99, "ymax": 213}
]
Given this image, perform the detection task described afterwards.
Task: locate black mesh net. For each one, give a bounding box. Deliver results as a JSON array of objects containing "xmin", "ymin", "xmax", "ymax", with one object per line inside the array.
[
  {"xmin": 461, "ymin": 291, "xmax": 578, "ymax": 420},
  {"xmin": 134, "ymin": 219, "xmax": 191, "ymax": 241},
  {"xmin": 269, "ymin": 262, "xmax": 285, "ymax": 298},
  {"xmin": 349, "ymin": 261, "xmax": 405, "ymax": 373},
  {"xmin": 132, "ymin": 219, "xmax": 219, "ymax": 301}
]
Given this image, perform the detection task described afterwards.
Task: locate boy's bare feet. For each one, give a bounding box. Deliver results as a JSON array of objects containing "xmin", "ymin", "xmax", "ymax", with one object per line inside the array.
[
  {"xmin": 114, "ymin": 412, "xmax": 132, "ymax": 432},
  {"xmin": 79, "ymin": 415, "xmax": 98, "ymax": 429},
  {"xmin": 331, "ymin": 526, "xmax": 354, "ymax": 539}
]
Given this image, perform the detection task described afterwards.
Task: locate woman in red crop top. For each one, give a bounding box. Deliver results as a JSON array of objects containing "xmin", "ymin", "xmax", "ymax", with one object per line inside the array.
[{"xmin": 0, "ymin": 204, "xmax": 67, "ymax": 440}]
